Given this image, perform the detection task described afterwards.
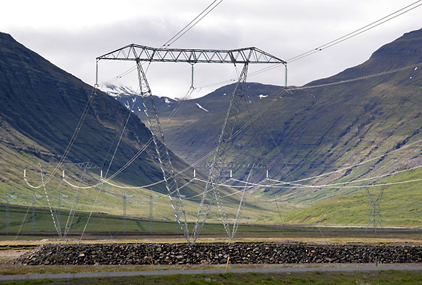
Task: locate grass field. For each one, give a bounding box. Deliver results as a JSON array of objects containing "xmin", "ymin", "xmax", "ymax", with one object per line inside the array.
[
  {"xmin": 2, "ymin": 167, "xmax": 422, "ymax": 285},
  {"xmin": 1, "ymin": 201, "xmax": 422, "ymax": 246},
  {"xmin": 2, "ymin": 269, "xmax": 422, "ymax": 284},
  {"xmin": 1, "ymin": 206, "xmax": 422, "ymax": 284}
]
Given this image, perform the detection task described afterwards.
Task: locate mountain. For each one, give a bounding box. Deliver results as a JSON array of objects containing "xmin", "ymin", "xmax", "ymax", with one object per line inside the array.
[
  {"xmin": 0, "ymin": 32, "xmax": 278, "ymax": 229},
  {"xmin": 0, "ymin": 32, "xmax": 197, "ymax": 205},
  {"xmin": 110, "ymin": 28, "xmax": 422, "ymax": 208},
  {"xmin": 100, "ymin": 83, "xmax": 180, "ymax": 120}
]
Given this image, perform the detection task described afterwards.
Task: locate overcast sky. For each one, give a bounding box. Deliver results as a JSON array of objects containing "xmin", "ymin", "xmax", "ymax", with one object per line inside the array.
[{"xmin": 1, "ymin": 0, "xmax": 421, "ymax": 98}]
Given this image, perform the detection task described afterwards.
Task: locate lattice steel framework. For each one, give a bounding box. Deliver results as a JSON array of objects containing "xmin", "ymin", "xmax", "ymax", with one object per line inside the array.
[
  {"xmin": 57, "ymin": 194, "xmax": 68, "ymax": 239},
  {"xmin": 96, "ymin": 45, "xmax": 286, "ymax": 245},
  {"xmin": 194, "ymin": 63, "xmax": 249, "ymax": 241},
  {"xmin": 365, "ymin": 186, "xmax": 385, "ymax": 233},
  {"xmin": 6, "ymin": 195, "xmax": 17, "ymax": 235},
  {"xmin": 97, "ymin": 45, "xmax": 286, "ymax": 64},
  {"xmin": 122, "ymin": 193, "xmax": 133, "ymax": 234}
]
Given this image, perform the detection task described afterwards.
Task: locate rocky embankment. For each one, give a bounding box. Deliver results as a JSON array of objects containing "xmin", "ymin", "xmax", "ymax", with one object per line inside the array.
[{"xmin": 13, "ymin": 243, "xmax": 422, "ymax": 266}]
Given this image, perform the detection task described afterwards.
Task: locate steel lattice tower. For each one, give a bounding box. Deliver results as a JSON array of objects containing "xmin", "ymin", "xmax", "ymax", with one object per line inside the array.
[
  {"xmin": 365, "ymin": 186, "xmax": 385, "ymax": 233},
  {"xmin": 96, "ymin": 45, "xmax": 286, "ymax": 244}
]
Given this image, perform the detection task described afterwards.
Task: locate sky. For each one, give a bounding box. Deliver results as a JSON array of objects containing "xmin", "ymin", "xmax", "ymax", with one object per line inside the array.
[{"xmin": 1, "ymin": 0, "xmax": 422, "ymax": 99}]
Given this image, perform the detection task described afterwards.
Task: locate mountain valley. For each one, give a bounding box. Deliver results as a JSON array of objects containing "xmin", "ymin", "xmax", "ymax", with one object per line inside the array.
[
  {"xmin": 109, "ymin": 29, "xmax": 422, "ymax": 226},
  {"xmin": 1, "ymin": 28, "xmax": 422, "ymax": 233}
]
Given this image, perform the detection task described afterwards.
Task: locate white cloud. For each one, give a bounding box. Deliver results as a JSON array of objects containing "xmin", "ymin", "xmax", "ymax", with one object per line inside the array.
[{"xmin": 2, "ymin": 0, "xmax": 422, "ymax": 98}]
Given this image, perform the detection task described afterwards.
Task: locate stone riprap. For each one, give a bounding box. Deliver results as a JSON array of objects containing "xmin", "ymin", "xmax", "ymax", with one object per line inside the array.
[{"xmin": 13, "ymin": 243, "xmax": 422, "ymax": 266}]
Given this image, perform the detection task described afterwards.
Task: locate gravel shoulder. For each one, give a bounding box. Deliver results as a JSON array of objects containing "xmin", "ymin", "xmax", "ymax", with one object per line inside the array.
[{"xmin": 0, "ymin": 250, "xmax": 28, "ymax": 263}]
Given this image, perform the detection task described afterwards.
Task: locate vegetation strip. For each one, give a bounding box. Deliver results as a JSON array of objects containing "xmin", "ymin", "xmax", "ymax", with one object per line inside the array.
[{"xmin": 3, "ymin": 265, "xmax": 422, "ymax": 282}]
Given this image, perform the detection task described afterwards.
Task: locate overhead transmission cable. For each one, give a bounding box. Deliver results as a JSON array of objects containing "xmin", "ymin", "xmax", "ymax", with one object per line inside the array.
[
  {"xmin": 62, "ymin": 138, "xmax": 159, "ymax": 190},
  {"xmin": 25, "ymin": 87, "xmax": 98, "ymax": 190},
  {"xmin": 104, "ymin": 0, "xmax": 420, "ymax": 89},
  {"xmin": 101, "ymin": 0, "xmax": 223, "ymax": 86},
  {"xmin": 79, "ymin": 90, "xmax": 140, "ymax": 242},
  {"xmin": 27, "ymin": 60, "xmax": 420, "ymax": 193},
  {"xmin": 266, "ymin": 163, "xmax": 422, "ymax": 190},
  {"xmin": 197, "ymin": 0, "xmax": 422, "ymax": 89},
  {"xmin": 161, "ymin": 0, "xmax": 223, "ymax": 48},
  {"xmin": 39, "ymin": 163, "xmax": 62, "ymax": 239},
  {"xmin": 87, "ymin": 39, "xmax": 420, "ymax": 203},
  {"xmin": 293, "ymin": 62, "xmax": 421, "ymax": 90},
  {"xmin": 223, "ymin": 158, "xmax": 422, "ymax": 190},
  {"xmin": 224, "ymin": 133, "xmax": 422, "ymax": 190},
  {"xmin": 153, "ymin": 105, "xmax": 422, "ymax": 203},
  {"xmin": 177, "ymin": 63, "xmax": 422, "ymax": 197},
  {"xmin": 287, "ymin": 0, "xmax": 422, "ymax": 63}
]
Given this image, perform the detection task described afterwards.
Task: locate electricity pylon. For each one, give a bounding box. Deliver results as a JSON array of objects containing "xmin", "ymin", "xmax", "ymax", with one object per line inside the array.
[
  {"xmin": 123, "ymin": 193, "xmax": 133, "ymax": 234},
  {"xmin": 149, "ymin": 190, "xmax": 160, "ymax": 234},
  {"xmin": 32, "ymin": 195, "xmax": 43, "ymax": 234},
  {"xmin": 57, "ymin": 194, "xmax": 68, "ymax": 238},
  {"xmin": 97, "ymin": 45, "xmax": 286, "ymax": 244},
  {"xmin": 6, "ymin": 195, "xmax": 17, "ymax": 234},
  {"xmin": 365, "ymin": 186, "xmax": 385, "ymax": 233}
]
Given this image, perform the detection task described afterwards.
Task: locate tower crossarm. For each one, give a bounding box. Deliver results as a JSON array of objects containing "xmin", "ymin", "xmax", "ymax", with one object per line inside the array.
[{"xmin": 97, "ymin": 45, "xmax": 286, "ymax": 65}]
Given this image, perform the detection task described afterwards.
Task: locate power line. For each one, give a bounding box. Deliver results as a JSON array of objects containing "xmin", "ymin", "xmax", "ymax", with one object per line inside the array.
[
  {"xmin": 172, "ymin": 62, "xmax": 422, "ymax": 197},
  {"xmin": 162, "ymin": 0, "xmax": 223, "ymax": 48},
  {"xmin": 293, "ymin": 62, "xmax": 421, "ymax": 90},
  {"xmin": 100, "ymin": 0, "xmax": 223, "ymax": 86},
  {"xmin": 31, "ymin": 0, "xmax": 422, "ymax": 237},
  {"xmin": 287, "ymin": 0, "xmax": 422, "ymax": 63},
  {"xmin": 170, "ymin": 59, "xmax": 419, "ymax": 189},
  {"xmin": 101, "ymin": 0, "xmax": 421, "ymax": 91},
  {"xmin": 34, "ymin": 60, "xmax": 421, "ymax": 194},
  {"xmin": 197, "ymin": 0, "xmax": 422, "ymax": 89}
]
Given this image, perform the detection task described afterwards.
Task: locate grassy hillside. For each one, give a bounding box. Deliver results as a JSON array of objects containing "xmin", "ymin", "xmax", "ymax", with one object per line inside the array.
[
  {"xmin": 103, "ymin": 29, "xmax": 422, "ymax": 231},
  {"xmin": 0, "ymin": 183, "xmax": 289, "ymax": 239},
  {"xmin": 0, "ymin": 31, "xmax": 216, "ymax": 223},
  {"xmin": 3, "ymin": 28, "xmax": 422, "ymax": 236},
  {"xmin": 0, "ymin": 203, "xmax": 287, "ymax": 240},
  {"xmin": 127, "ymin": 29, "xmax": 422, "ymax": 209},
  {"xmin": 279, "ymin": 167, "xmax": 422, "ymax": 227}
]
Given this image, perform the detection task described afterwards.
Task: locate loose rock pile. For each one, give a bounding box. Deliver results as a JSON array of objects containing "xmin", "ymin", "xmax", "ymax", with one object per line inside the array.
[{"xmin": 13, "ymin": 243, "xmax": 422, "ymax": 266}]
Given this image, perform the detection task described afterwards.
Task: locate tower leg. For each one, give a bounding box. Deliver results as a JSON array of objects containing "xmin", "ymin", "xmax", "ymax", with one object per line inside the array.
[
  {"xmin": 136, "ymin": 61, "xmax": 190, "ymax": 244},
  {"xmin": 193, "ymin": 63, "xmax": 249, "ymax": 244}
]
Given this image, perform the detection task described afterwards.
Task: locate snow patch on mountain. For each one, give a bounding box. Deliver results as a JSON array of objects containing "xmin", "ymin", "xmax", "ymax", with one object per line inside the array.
[
  {"xmin": 101, "ymin": 83, "xmax": 179, "ymax": 110},
  {"xmin": 196, "ymin": 103, "xmax": 209, "ymax": 112},
  {"xmin": 100, "ymin": 84, "xmax": 138, "ymax": 97}
]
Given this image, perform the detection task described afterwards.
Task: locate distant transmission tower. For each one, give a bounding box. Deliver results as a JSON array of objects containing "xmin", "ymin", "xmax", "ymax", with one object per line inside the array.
[
  {"xmin": 6, "ymin": 195, "xmax": 17, "ymax": 234},
  {"xmin": 32, "ymin": 195, "xmax": 43, "ymax": 234},
  {"xmin": 122, "ymin": 193, "xmax": 133, "ymax": 234},
  {"xmin": 365, "ymin": 186, "xmax": 384, "ymax": 233},
  {"xmin": 57, "ymin": 194, "xmax": 68, "ymax": 238},
  {"xmin": 149, "ymin": 190, "xmax": 160, "ymax": 234}
]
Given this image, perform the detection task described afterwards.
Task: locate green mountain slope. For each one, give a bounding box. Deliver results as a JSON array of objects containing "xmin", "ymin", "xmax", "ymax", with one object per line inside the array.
[
  {"xmin": 0, "ymin": 32, "xmax": 278, "ymax": 233},
  {"xmin": 281, "ymin": 167, "xmax": 422, "ymax": 227},
  {"xmin": 0, "ymin": 32, "xmax": 164, "ymax": 186},
  {"xmin": 0, "ymin": 32, "xmax": 200, "ymax": 207},
  {"xmin": 123, "ymin": 28, "xmax": 422, "ymax": 208}
]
